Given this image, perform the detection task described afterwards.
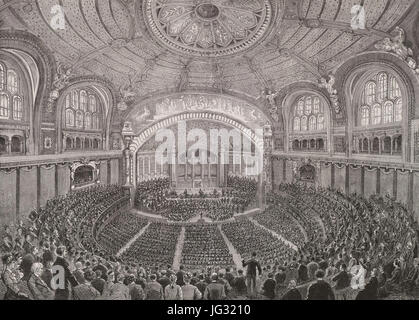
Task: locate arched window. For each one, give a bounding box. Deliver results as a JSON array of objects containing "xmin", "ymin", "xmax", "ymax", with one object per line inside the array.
[
  {"xmin": 89, "ymin": 95, "xmax": 97, "ymax": 113},
  {"xmin": 64, "ymin": 89, "xmax": 102, "ymax": 131},
  {"xmin": 393, "ymin": 135, "xmax": 402, "ymax": 154},
  {"xmin": 317, "ymin": 138, "xmax": 324, "ymax": 150},
  {"xmin": 93, "ymin": 139, "xmax": 100, "ymax": 149},
  {"xmin": 378, "ymin": 73, "xmax": 388, "ymax": 101},
  {"xmin": 66, "ymin": 109, "xmax": 74, "ymax": 127},
  {"xmin": 0, "ymin": 59, "xmax": 27, "ymax": 123},
  {"xmin": 0, "ymin": 64, "xmax": 4, "ymax": 90},
  {"xmin": 296, "ymin": 99, "xmax": 304, "ymax": 116},
  {"xmin": 394, "ymin": 99, "xmax": 402, "ymax": 122},
  {"xmin": 372, "ymin": 104, "xmax": 381, "ymax": 125},
  {"xmin": 360, "ymin": 72, "xmax": 403, "ymax": 127},
  {"xmin": 0, "ymin": 94, "xmax": 9, "ymax": 118},
  {"xmin": 304, "ymin": 96, "xmax": 312, "ymax": 115},
  {"xmin": 309, "ymin": 116, "xmax": 317, "ymax": 131},
  {"xmin": 313, "ymin": 97, "xmax": 320, "ymax": 114},
  {"xmin": 85, "ymin": 113, "xmax": 92, "ymax": 129},
  {"xmin": 72, "ymin": 91, "xmax": 79, "ymax": 109},
  {"xmin": 362, "ymin": 138, "xmax": 369, "ymax": 152},
  {"xmin": 372, "ymin": 137, "xmax": 380, "ymax": 153},
  {"xmin": 66, "ymin": 137, "xmax": 73, "ymax": 149},
  {"xmin": 293, "ymin": 117, "xmax": 300, "ymax": 131},
  {"xmin": 75, "ymin": 137, "xmax": 81, "ymax": 149},
  {"xmin": 13, "ymin": 96, "xmax": 23, "ymax": 120},
  {"xmin": 80, "ymin": 90, "xmax": 87, "ymax": 111},
  {"xmin": 389, "ymin": 77, "xmax": 401, "ymax": 99},
  {"xmin": 11, "ymin": 136, "xmax": 22, "ymax": 153},
  {"xmin": 292, "ymin": 140, "xmax": 300, "ymax": 150},
  {"xmin": 360, "ymin": 106, "xmax": 370, "ymax": 126},
  {"xmin": 7, "ymin": 70, "xmax": 18, "ymax": 94},
  {"xmin": 317, "ymin": 114, "xmax": 325, "ymax": 130},
  {"xmin": 93, "ymin": 114, "xmax": 99, "ymax": 130},
  {"xmin": 292, "ymin": 95, "xmax": 326, "ymax": 132},
  {"xmin": 383, "ymin": 136, "xmax": 391, "ymax": 154},
  {"xmin": 300, "ymin": 116, "xmax": 308, "ymax": 131},
  {"xmin": 365, "ymin": 82, "xmax": 376, "ymax": 105},
  {"xmin": 76, "ymin": 111, "xmax": 83, "ymax": 128},
  {"xmin": 383, "ymin": 101, "xmax": 394, "ymax": 124},
  {"xmin": 0, "ymin": 136, "xmax": 6, "ymax": 153}
]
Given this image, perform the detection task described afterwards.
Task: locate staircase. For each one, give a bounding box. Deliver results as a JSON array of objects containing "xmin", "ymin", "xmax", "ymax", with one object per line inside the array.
[
  {"xmin": 218, "ymin": 225, "xmax": 243, "ymax": 270},
  {"xmin": 172, "ymin": 227, "xmax": 186, "ymax": 270},
  {"xmin": 116, "ymin": 222, "xmax": 151, "ymax": 258}
]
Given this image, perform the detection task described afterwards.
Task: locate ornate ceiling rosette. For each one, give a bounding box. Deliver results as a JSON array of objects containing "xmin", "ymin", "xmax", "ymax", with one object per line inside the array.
[{"xmin": 142, "ymin": 0, "xmax": 274, "ymax": 57}]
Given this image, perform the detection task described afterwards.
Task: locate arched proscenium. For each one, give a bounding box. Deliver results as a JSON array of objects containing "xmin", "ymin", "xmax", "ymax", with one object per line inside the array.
[{"xmin": 127, "ymin": 111, "xmax": 264, "ymax": 187}]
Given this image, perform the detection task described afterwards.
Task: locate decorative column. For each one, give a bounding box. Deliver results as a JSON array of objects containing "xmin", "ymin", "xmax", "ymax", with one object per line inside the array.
[
  {"xmin": 123, "ymin": 148, "xmax": 132, "ymax": 186},
  {"xmin": 263, "ymin": 125, "xmax": 273, "ymax": 194}
]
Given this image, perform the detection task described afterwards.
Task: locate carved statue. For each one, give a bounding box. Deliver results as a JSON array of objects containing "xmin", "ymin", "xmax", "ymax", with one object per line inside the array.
[
  {"xmin": 46, "ymin": 63, "xmax": 72, "ymax": 112},
  {"xmin": 375, "ymin": 27, "xmax": 419, "ymax": 76},
  {"xmin": 319, "ymin": 74, "xmax": 342, "ymax": 115},
  {"xmin": 178, "ymin": 61, "xmax": 191, "ymax": 92},
  {"xmin": 261, "ymin": 88, "xmax": 280, "ymax": 122}
]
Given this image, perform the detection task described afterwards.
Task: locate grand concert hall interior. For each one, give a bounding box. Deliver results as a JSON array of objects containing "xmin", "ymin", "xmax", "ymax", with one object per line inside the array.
[{"xmin": 0, "ymin": 0, "xmax": 419, "ymax": 301}]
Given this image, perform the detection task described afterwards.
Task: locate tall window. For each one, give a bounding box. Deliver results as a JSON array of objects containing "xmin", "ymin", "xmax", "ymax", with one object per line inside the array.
[
  {"xmin": 0, "ymin": 62, "xmax": 24, "ymax": 121},
  {"xmin": 0, "ymin": 64, "xmax": 4, "ymax": 90},
  {"xmin": 64, "ymin": 89, "xmax": 102, "ymax": 131},
  {"xmin": 7, "ymin": 70, "xmax": 18, "ymax": 94},
  {"xmin": 359, "ymin": 72, "xmax": 403, "ymax": 127},
  {"xmin": 0, "ymin": 94, "xmax": 8, "ymax": 118},
  {"xmin": 13, "ymin": 96, "xmax": 23, "ymax": 120},
  {"xmin": 292, "ymin": 95, "xmax": 326, "ymax": 132},
  {"xmin": 360, "ymin": 106, "xmax": 370, "ymax": 126},
  {"xmin": 372, "ymin": 104, "xmax": 381, "ymax": 125}
]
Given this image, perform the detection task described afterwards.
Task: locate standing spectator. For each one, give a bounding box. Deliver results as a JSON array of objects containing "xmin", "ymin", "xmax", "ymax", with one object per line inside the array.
[
  {"xmin": 27, "ymin": 262, "xmax": 54, "ymax": 300},
  {"xmin": 262, "ymin": 273, "xmax": 276, "ymax": 300},
  {"xmin": 232, "ymin": 270, "xmax": 247, "ymax": 297},
  {"xmin": 307, "ymin": 270, "xmax": 335, "ymax": 300},
  {"xmin": 73, "ymin": 269, "xmax": 100, "ymax": 300},
  {"xmin": 204, "ymin": 274, "xmax": 226, "ymax": 300},
  {"xmin": 297, "ymin": 260, "xmax": 308, "ymax": 283},
  {"xmin": 282, "ymin": 280, "xmax": 302, "ymax": 300},
  {"xmin": 1, "ymin": 254, "xmax": 28, "ymax": 300},
  {"xmin": 195, "ymin": 274, "xmax": 207, "ymax": 298},
  {"xmin": 165, "ymin": 275, "xmax": 183, "ymax": 300},
  {"xmin": 106, "ymin": 273, "xmax": 130, "ymax": 300},
  {"xmin": 356, "ymin": 269, "xmax": 379, "ymax": 300},
  {"xmin": 73, "ymin": 261, "xmax": 85, "ymax": 285},
  {"xmin": 332, "ymin": 264, "xmax": 351, "ymax": 300},
  {"xmin": 158, "ymin": 270, "xmax": 171, "ymax": 289},
  {"xmin": 91, "ymin": 270, "xmax": 106, "ymax": 295},
  {"xmin": 126, "ymin": 274, "xmax": 145, "ymax": 300},
  {"xmin": 242, "ymin": 252, "xmax": 262, "ymax": 298},
  {"xmin": 176, "ymin": 265, "xmax": 186, "ymax": 287},
  {"xmin": 53, "ymin": 246, "xmax": 78, "ymax": 300},
  {"xmin": 182, "ymin": 273, "xmax": 202, "ymax": 300},
  {"xmin": 145, "ymin": 274, "xmax": 164, "ymax": 300}
]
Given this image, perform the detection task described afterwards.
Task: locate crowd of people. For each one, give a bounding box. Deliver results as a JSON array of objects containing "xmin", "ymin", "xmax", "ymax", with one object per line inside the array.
[
  {"xmin": 134, "ymin": 177, "xmax": 257, "ymax": 221},
  {"xmin": 121, "ymin": 223, "xmax": 181, "ymax": 268},
  {"xmin": 254, "ymin": 205, "xmax": 307, "ymax": 248},
  {"xmin": 1, "ymin": 180, "xmax": 418, "ymax": 300},
  {"xmin": 222, "ymin": 219, "xmax": 296, "ymax": 267},
  {"xmin": 97, "ymin": 212, "xmax": 149, "ymax": 255},
  {"xmin": 181, "ymin": 225, "xmax": 234, "ymax": 270}
]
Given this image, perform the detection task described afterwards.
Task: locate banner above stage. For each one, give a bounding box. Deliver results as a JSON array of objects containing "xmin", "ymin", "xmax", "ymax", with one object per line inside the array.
[{"xmin": 125, "ymin": 93, "xmax": 270, "ymax": 135}]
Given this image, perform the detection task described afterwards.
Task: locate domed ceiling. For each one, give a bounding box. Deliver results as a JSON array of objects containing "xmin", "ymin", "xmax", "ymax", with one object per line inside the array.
[
  {"xmin": 0, "ymin": 0, "xmax": 417, "ymax": 122},
  {"xmin": 142, "ymin": 0, "xmax": 275, "ymax": 57}
]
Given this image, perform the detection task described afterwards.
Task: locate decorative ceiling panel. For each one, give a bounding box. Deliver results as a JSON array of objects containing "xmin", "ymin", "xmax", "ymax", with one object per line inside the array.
[{"xmin": 0, "ymin": 0, "xmax": 415, "ymax": 117}]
